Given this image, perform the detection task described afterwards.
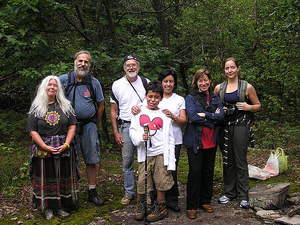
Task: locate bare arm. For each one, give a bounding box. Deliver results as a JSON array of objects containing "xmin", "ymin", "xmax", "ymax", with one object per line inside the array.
[
  {"xmin": 246, "ymin": 84, "xmax": 261, "ymax": 112},
  {"xmin": 214, "ymin": 84, "xmax": 220, "ymax": 95},
  {"xmin": 236, "ymin": 84, "xmax": 261, "ymax": 112},
  {"xmin": 162, "ymin": 108, "xmax": 187, "ymax": 125},
  {"xmin": 96, "ymin": 101, "xmax": 105, "ymax": 128},
  {"xmin": 110, "ymin": 103, "xmax": 123, "ymax": 146},
  {"xmin": 55, "ymin": 124, "xmax": 76, "ymax": 154}
]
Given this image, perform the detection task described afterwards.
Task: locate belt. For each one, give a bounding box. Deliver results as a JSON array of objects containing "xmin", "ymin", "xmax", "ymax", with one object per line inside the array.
[{"xmin": 118, "ymin": 119, "xmax": 131, "ymax": 125}]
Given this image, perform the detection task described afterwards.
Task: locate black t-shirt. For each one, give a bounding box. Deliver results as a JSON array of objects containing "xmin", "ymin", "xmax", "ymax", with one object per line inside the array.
[{"xmin": 27, "ymin": 103, "xmax": 77, "ymax": 137}]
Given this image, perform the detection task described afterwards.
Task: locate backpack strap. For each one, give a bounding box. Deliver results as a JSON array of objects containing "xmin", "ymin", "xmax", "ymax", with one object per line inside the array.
[
  {"xmin": 218, "ymin": 80, "xmax": 247, "ymax": 102},
  {"xmin": 238, "ymin": 80, "xmax": 248, "ymax": 102},
  {"xmin": 140, "ymin": 75, "xmax": 148, "ymax": 90},
  {"xmin": 65, "ymin": 71, "xmax": 75, "ymax": 98},
  {"xmin": 219, "ymin": 81, "xmax": 227, "ymax": 103}
]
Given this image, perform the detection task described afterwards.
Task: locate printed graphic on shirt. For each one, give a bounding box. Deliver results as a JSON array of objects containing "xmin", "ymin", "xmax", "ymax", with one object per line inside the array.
[
  {"xmin": 45, "ymin": 111, "xmax": 60, "ymax": 126},
  {"xmin": 83, "ymin": 89, "xmax": 91, "ymax": 98},
  {"xmin": 139, "ymin": 114, "xmax": 163, "ymax": 135}
]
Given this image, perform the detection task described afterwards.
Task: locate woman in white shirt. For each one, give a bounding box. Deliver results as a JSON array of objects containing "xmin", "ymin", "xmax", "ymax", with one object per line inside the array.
[{"xmin": 157, "ymin": 69, "xmax": 187, "ymax": 212}]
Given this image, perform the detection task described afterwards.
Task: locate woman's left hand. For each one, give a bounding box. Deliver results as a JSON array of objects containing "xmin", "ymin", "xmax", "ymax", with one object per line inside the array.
[
  {"xmin": 53, "ymin": 145, "xmax": 68, "ymax": 154},
  {"xmin": 162, "ymin": 109, "xmax": 174, "ymax": 119},
  {"xmin": 236, "ymin": 102, "xmax": 252, "ymax": 111}
]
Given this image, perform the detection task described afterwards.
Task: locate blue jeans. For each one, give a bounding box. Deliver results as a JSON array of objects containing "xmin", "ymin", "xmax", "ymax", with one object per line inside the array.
[{"xmin": 120, "ymin": 122, "xmax": 135, "ymax": 196}]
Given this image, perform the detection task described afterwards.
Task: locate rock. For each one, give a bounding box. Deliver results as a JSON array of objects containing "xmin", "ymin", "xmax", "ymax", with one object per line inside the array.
[
  {"xmin": 275, "ymin": 215, "xmax": 300, "ymax": 225},
  {"xmin": 288, "ymin": 206, "xmax": 300, "ymax": 217},
  {"xmin": 256, "ymin": 209, "xmax": 282, "ymax": 220},
  {"xmin": 249, "ymin": 183, "xmax": 290, "ymax": 209},
  {"xmin": 287, "ymin": 196, "xmax": 300, "ymax": 205}
]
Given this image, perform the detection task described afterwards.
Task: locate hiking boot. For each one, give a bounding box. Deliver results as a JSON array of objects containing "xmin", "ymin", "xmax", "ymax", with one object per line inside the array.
[
  {"xmin": 239, "ymin": 200, "xmax": 250, "ymax": 209},
  {"xmin": 121, "ymin": 193, "xmax": 134, "ymax": 205},
  {"xmin": 146, "ymin": 200, "xmax": 168, "ymax": 222},
  {"xmin": 88, "ymin": 188, "xmax": 104, "ymax": 206},
  {"xmin": 44, "ymin": 209, "xmax": 54, "ymax": 220},
  {"xmin": 218, "ymin": 195, "xmax": 231, "ymax": 204},
  {"xmin": 134, "ymin": 194, "xmax": 146, "ymax": 221}
]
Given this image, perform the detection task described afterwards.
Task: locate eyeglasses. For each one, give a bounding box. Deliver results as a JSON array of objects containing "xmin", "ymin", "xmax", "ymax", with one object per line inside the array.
[{"xmin": 125, "ymin": 63, "xmax": 137, "ymax": 68}]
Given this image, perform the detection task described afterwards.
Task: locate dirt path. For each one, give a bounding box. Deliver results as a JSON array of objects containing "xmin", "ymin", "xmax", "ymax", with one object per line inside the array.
[{"xmin": 90, "ymin": 183, "xmax": 265, "ymax": 225}]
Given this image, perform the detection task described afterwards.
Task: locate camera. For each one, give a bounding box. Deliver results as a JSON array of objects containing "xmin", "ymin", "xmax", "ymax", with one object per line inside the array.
[{"xmin": 225, "ymin": 103, "xmax": 236, "ymax": 116}]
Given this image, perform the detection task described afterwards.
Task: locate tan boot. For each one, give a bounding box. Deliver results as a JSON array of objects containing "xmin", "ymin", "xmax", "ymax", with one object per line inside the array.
[{"xmin": 146, "ymin": 200, "xmax": 168, "ymax": 222}]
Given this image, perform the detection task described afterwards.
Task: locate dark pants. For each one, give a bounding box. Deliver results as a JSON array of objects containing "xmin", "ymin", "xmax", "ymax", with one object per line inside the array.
[
  {"xmin": 186, "ymin": 147, "xmax": 216, "ymax": 210},
  {"xmin": 166, "ymin": 144, "xmax": 181, "ymax": 205},
  {"xmin": 221, "ymin": 126, "xmax": 250, "ymax": 200}
]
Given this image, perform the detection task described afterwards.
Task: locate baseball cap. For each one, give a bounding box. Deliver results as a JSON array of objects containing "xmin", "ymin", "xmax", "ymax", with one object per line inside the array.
[{"xmin": 123, "ymin": 54, "xmax": 139, "ymax": 63}]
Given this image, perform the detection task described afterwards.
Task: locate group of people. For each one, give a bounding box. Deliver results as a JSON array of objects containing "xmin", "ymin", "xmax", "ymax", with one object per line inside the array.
[{"xmin": 27, "ymin": 50, "xmax": 261, "ymax": 222}]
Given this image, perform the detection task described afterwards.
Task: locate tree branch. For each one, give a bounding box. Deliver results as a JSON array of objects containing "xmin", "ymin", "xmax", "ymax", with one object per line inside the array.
[{"xmin": 62, "ymin": 14, "xmax": 92, "ymax": 43}]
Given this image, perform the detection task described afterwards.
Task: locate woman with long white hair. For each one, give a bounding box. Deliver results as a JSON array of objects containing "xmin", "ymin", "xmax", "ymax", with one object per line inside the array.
[{"xmin": 27, "ymin": 75, "xmax": 78, "ymax": 220}]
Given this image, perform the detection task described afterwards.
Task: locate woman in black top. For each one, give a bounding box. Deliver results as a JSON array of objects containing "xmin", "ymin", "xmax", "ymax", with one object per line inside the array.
[
  {"xmin": 27, "ymin": 75, "xmax": 78, "ymax": 219},
  {"xmin": 214, "ymin": 57, "xmax": 261, "ymax": 209}
]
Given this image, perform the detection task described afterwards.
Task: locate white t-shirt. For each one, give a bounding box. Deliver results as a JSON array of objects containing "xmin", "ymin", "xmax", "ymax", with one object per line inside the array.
[
  {"xmin": 141, "ymin": 107, "xmax": 166, "ymax": 157},
  {"xmin": 110, "ymin": 76, "xmax": 147, "ymax": 121},
  {"xmin": 159, "ymin": 93, "xmax": 185, "ymax": 145}
]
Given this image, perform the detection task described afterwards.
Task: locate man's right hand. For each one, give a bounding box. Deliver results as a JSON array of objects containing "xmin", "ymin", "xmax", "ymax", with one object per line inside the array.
[{"xmin": 114, "ymin": 132, "xmax": 124, "ymax": 147}]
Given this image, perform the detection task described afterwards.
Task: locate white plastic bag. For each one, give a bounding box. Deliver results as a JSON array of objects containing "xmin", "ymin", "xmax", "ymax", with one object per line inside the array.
[
  {"xmin": 262, "ymin": 151, "xmax": 279, "ymax": 176},
  {"xmin": 248, "ymin": 165, "xmax": 272, "ymax": 180},
  {"xmin": 248, "ymin": 151, "xmax": 279, "ymax": 180}
]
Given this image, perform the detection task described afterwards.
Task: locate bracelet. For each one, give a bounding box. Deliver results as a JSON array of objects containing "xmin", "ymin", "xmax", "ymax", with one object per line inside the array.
[{"xmin": 63, "ymin": 143, "xmax": 70, "ymax": 148}]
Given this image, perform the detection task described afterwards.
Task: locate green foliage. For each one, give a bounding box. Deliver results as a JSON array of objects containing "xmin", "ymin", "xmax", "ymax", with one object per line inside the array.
[
  {"xmin": 0, "ymin": 142, "xmax": 29, "ymax": 195},
  {"xmin": 0, "ymin": 110, "xmax": 27, "ymax": 140},
  {"xmin": 0, "ymin": 0, "xmax": 299, "ymax": 119},
  {"xmin": 255, "ymin": 119, "xmax": 300, "ymax": 151}
]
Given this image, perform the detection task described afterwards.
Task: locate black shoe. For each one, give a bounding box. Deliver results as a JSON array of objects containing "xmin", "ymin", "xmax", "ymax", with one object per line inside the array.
[
  {"xmin": 88, "ymin": 189, "xmax": 104, "ymax": 206},
  {"xmin": 167, "ymin": 202, "xmax": 180, "ymax": 212}
]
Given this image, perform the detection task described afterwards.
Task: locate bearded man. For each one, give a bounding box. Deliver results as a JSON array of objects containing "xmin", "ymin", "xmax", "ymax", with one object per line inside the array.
[
  {"xmin": 110, "ymin": 54, "xmax": 149, "ymax": 205},
  {"xmin": 60, "ymin": 50, "xmax": 105, "ymax": 206}
]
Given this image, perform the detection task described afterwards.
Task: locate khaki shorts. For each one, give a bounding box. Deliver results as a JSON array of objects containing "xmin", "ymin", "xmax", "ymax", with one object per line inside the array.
[{"xmin": 137, "ymin": 154, "xmax": 174, "ymax": 194}]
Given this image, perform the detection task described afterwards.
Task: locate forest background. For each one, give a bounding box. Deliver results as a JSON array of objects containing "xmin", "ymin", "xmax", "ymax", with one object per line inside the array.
[{"xmin": 0, "ymin": 0, "xmax": 299, "ymax": 224}]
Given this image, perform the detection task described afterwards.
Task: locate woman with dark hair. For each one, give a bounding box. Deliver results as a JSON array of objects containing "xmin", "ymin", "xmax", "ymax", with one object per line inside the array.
[
  {"xmin": 157, "ymin": 69, "xmax": 187, "ymax": 212},
  {"xmin": 27, "ymin": 75, "xmax": 78, "ymax": 220},
  {"xmin": 184, "ymin": 69, "xmax": 224, "ymax": 219},
  {"xmin": 214, "ymin": 57, "xmax": 261, "ymax": 209}
]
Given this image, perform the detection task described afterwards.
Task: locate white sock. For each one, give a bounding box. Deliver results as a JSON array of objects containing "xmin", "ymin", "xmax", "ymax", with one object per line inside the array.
[{"xmin": 88, "ymin": 185, "xmax": 96, "ymax": 190}]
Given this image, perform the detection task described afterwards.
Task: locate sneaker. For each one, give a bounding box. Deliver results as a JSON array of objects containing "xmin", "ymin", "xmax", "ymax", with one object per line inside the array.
[
  {"xmin": 239, "ymin": 200, "xmax": 250, "ymax": 209},
  {"xmin": 44, "ymin": 209, "xmax": 54, "ymax": 220},
  {"xmin": 147, "ymin": 200, "xmax": 168, "ymax": 222},
  {"xmin": 57, "ymin": 209, "xmax": 70, "ymax": 217},
  {"xmin": 218, "ymin": 195, "xmax": 231, "ymax": 204},
  {"xmin": 121, "ymin": 193, "xmax": 134, "ymax": 205},
  {"xmin": 88, "ymin": 188, "xmax": 104, "ymax": 206}
]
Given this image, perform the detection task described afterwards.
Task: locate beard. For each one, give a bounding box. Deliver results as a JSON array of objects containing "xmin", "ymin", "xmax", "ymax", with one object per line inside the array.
[
  {"xmin": 74, "ymin": 65, "xmax": 90, "ymax": 77},
  {"xmin": 126, "ymin": 70, "xmax": 138, "ymax": 78}
]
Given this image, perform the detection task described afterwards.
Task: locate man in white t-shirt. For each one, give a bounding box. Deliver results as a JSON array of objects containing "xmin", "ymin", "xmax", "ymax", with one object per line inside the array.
[{"xmin": 110, "ymin": 54, "xmax": 149, "ymax": 205}]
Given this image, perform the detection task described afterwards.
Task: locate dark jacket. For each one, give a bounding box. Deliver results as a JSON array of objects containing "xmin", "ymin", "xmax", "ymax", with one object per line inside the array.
[{"xmin": 183, "ymin": 90, "xmax": 224, "ymax": 153}]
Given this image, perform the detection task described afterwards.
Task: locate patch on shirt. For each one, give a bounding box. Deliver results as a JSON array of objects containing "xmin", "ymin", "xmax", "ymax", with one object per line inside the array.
[
  {"xmin": 83, "ymin": 89, "xmax": 91, "ymax": 97},
  {"xmin": 45, "ymin": 111, "xmax": 60, "ymax": 126}
]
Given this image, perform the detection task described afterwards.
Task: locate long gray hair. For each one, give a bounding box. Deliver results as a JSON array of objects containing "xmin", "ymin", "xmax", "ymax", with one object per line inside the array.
[{"xmin": 28, "ymin": 75, "xmax": 74, "ymax": 118}]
